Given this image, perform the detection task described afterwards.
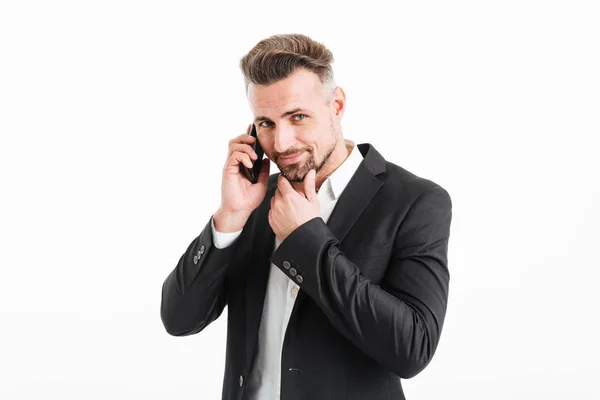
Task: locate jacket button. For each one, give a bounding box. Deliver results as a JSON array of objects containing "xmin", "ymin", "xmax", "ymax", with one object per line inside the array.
[
  {"xmin": 199, "ymin": 245, "xmax": 205, "ymax": 255},
  {"xmin": 283, "ymin": 260, "xmax": 291, "ymax": 269},
  {"xmin": 296, "ymin": 275, "xmax": 303, "ymax": 284},
  {"xmin": 239, "ymin": 375, "xmax": 244, "ymax": 387},
  {"xmin": 289, "ymin": 268, "xmax": 297, "ymax": 277},
  {"xmin": 193, "ymin": 256, "xmax": 198, "ymax": 264}
]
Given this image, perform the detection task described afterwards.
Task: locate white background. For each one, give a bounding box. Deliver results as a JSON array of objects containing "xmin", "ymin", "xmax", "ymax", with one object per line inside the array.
[{"xmin": 1, "ymin": 1, "xmax": 599, "ymax": 399}]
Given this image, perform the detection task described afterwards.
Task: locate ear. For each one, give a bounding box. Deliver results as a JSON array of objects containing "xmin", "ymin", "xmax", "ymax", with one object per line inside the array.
[{"xmin": 331, "ymin": 86, "xmax": 346, "ymax": 119}]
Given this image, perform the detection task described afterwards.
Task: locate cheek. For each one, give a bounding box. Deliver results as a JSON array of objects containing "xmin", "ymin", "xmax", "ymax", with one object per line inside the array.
[
  {"xmin": 293, "ymin": 128, "xmax": 318, "ymax": 148},
  {"xmin": 257, "ymin": 137, "xmax": 274, "ymax": 157},
  {"xmin": 265, "ymin": 146, "xmax": 276, "ymax": 161}
]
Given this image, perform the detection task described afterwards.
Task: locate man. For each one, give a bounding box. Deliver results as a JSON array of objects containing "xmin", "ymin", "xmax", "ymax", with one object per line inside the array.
[{"xmin": 161, "ymin": 33, "xmax": 452, "ymax": 400}]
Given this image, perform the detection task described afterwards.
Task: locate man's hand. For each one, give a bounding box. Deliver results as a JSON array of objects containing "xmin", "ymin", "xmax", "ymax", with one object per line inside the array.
[
  {"xmin": 214, "ymin": 125, "xmax": 271, "ymax": 233},
  {"xmin": 269, "ymin": 170, "xmax": 320, "ymax": 242}
]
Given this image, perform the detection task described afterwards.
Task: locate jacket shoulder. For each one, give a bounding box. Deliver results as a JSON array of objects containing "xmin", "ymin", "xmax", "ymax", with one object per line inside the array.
[{"xmin": 380, "ymin": 160, "xmax": 451, "ymax": 203}]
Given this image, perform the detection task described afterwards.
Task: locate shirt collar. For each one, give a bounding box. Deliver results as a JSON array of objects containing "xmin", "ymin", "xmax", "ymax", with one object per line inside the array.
[{"xmin": 318, "ymin": 139, "xmax": 363, "ymax": 202}]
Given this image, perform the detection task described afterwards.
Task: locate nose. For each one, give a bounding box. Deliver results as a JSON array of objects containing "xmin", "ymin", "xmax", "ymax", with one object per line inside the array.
[{"xmin": 273, "ymin": 125, "xmax": 296, "ymax": 154}]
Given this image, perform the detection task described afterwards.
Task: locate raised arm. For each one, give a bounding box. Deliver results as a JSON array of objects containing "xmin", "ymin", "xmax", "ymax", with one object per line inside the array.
[{"xmin": 270, "ymin": 186, "xmax": 452, "ymax": 378}]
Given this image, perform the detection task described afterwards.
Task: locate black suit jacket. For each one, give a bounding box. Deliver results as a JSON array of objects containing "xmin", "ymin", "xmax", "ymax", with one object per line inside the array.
[{"xmin": 161, "ymin": 143, "xmax": 453, "ymax": 400}]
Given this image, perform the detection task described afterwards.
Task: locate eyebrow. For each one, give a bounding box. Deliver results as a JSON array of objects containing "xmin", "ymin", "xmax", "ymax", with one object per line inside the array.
[{"xmin": 254, "ymin": 108, "xmax": 308, "ymax": 124}]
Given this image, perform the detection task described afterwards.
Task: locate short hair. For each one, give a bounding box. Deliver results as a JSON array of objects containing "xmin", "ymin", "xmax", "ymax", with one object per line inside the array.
[{"xmin": 239, "ymin": 33, "xmax": 336, "ymax": 100}]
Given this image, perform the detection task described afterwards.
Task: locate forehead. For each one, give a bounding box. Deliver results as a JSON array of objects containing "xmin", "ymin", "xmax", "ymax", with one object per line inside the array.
[{"xmin": 248, "ymin": 69, "xmax": 324, "ymax": 114}]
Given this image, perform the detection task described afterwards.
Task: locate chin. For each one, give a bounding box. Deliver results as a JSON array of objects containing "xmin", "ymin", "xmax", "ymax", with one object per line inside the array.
[
  {"xmin": 278, "ymin": 154, "xmax": 318, "ymax": 182},
  {"xmin": 280, "ymin": 170, "xmax": 306, "ymax": 183},
  {"xmin": 279, "ymin": 164, "xmax": 310, "ymax": 183}
]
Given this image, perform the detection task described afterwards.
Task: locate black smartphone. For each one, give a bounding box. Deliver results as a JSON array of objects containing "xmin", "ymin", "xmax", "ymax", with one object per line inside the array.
[{"xmin": 240, "ymin": 124, "xmax": 264, "ymax": 183}]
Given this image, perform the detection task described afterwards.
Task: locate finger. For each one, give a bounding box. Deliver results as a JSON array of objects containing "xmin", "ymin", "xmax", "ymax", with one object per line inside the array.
[
  {"xmin": 304, "ymin": 169, "xmax": 317, "ymax": 202},
  {"xmin": 272, "ymin": 185, "xmax": 281, "ymax": 202},
  {"xmin": 274, "ymin": 187, "xmax": 282, "ymax": 202},
  {"xmin": 268, "ymin": 208, "xmax": 277, "ymax": 233},
  {"xmin": 277, "ymin": 174, "xmax": 294, "ymax": 195},
  {"xmin": 229, "ymin": 132, "xmax": 256, "ymax": 147},
  {"xmin": 227, "ymin": 151, "xmax": 253, "ymax": 169},
  {"xmin": 230, "ymin": 143, "xmax": 258, "ymax": 160}
]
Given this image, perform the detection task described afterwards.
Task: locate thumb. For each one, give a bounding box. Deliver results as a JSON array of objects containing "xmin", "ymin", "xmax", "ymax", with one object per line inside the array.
[{"xmin": 304, "ymin": 169, "xmax": 317, "ymax": 202}]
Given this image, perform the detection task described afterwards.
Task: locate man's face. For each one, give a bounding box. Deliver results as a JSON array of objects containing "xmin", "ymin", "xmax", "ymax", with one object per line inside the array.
[{"xmin": 248, "ymin": 68, "xmax": 341, "ymax": 183}]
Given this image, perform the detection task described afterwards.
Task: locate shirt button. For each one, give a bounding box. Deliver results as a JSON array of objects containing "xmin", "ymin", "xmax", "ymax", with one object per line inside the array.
[
  {"xmin": 291, "ymin": 287, "xmax": 298, "ymax": 297},
  {"xmin": 239, "ymin": 375, "xmax": 244, "ymax": 387},
  {"xmin": 283, "ymin": 260, "xmax": 291, "ymax": 269},
  {"xmin": 289, "ymin": 267, "xmax": 297, "ymax": 277}
]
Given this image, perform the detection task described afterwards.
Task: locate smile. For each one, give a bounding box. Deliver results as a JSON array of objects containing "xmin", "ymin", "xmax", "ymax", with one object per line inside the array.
[{"xmin": 278, "ymin": 152, "xmax": 306, "ymax": 164}]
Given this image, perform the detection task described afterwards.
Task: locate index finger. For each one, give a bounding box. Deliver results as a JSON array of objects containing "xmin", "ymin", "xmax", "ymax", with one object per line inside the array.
[
  {"xmin": 229, "ymin": 131, "xmax": 256, "ymax": 146},
  {"xmin": 277, "ymin": 174, "xmax": 294, "ymax": 195}
]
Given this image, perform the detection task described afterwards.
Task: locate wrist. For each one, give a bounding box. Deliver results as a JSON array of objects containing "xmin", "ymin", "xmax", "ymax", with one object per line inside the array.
[{"xmin": 213, "ymin": 208, "xmax": 249, "ymax": 233}]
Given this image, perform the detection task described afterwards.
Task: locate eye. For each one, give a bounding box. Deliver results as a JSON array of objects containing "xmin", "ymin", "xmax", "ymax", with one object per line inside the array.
[
  {"xmin": 259, "ymin": 121, "xmax": 274, "ymax": 127},
  {"xmin": 293, "ymin": 114, "xmax": 307, "ymax": 121}
]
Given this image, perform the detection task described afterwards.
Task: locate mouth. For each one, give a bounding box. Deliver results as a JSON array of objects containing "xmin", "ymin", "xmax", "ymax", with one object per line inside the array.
[{"xmin": 278, "ymin": 152, "xmax": 306, "ymax": 165}]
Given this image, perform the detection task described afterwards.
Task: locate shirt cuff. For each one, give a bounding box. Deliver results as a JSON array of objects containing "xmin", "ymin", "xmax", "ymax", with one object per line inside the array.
[{"xmin": 211, "ymin": 215, "xmax": 243, "ymax": 249}]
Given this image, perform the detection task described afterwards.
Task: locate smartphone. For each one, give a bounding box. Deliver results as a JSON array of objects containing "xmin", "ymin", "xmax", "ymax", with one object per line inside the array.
[{"xmin": 240, "ymin": 124, "xmax": 264, "ymax": 184}]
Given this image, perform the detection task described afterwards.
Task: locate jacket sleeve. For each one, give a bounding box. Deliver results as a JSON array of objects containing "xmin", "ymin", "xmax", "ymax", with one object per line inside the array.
[
  {"xmin": 161, "ymin": 215, "xmax": 243, "ymax": 336},
  {"xmin": 270, "ymin": 185, "xmax": 452, "ymax": 379}
]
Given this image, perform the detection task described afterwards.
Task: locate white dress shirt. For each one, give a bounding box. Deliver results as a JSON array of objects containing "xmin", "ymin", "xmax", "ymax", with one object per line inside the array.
[{"xmin": 211, "ymin": 140, "xmax": 363, "ymax": 399}]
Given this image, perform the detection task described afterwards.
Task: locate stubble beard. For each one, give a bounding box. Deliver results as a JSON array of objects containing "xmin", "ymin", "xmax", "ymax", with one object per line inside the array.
[{"xmin": 277, "ymin": 121, "xmax": 338, "ymax": 183}]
